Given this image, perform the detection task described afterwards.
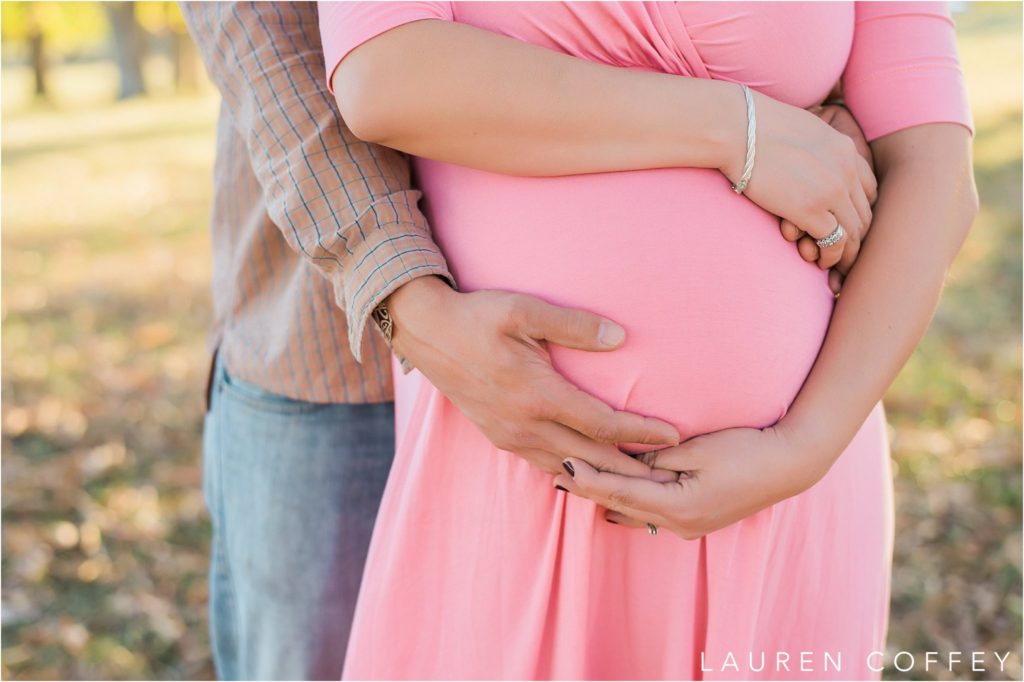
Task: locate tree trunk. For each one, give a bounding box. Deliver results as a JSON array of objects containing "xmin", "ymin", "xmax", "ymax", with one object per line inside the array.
[
  {"xmin": 27, "ymin": 4, "xmax": 48, "ymax": 99},
  {"xmin": 28, "ymin": 29, "xmax": 47, "ymax": 98},
  {"xmin": 106, "ymin": 2, "xmax": 147, "ymax": 100}
]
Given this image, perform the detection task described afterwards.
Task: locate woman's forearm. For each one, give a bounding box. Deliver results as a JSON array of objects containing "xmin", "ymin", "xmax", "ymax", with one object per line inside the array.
[
  {"xmin": 333, "ymin": 19, "xmax": 744, "ymax": 177},
  {"xmin": 781, "ymin": 123, "xmax": 978, "ymax": 477}
]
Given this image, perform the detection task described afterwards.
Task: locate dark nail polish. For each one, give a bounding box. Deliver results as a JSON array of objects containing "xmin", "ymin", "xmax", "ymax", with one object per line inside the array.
[
  {"xmin": 555, "ymin": 485, "xmax": 568, "ymax": 493},
  {"xmin": 562, "ymin": 460, "xmax": 575, "ymax": 477}
]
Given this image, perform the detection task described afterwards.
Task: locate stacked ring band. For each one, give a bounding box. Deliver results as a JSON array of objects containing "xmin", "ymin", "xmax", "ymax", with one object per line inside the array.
[{"xmin": 816, "ymin": 223, "xmax": 846, "ymax": 249}]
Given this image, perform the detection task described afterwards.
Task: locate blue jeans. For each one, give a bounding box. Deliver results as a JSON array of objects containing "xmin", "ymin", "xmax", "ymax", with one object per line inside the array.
[{"xmin": 202, "ymin": 355, "xmax": 394, "ymax": 680}]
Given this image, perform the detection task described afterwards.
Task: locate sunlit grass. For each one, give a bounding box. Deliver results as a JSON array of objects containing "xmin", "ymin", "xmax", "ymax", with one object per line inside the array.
[{"xmin": 3, "ymin": 65, "xmax": 218, "ymax": 680}]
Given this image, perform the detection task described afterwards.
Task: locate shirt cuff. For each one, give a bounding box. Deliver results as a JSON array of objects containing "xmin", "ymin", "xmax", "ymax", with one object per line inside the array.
[{"xmin": 340, "ymin": 189, "xmax": 456, "ymax": 363}]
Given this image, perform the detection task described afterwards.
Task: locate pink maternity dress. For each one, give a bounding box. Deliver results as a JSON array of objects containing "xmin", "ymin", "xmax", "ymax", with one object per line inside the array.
[{"xmin": 319, "ymin": 3, "xmax": 974, "ymax": 679}]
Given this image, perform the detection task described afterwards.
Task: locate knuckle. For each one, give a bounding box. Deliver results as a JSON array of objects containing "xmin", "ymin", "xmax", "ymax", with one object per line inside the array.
[
  {"xmin": 805, "ymin": 187, "xmax": 828, "ymax": 214},
  {"xmin": 828, "ymin": 181, "xmax": 848, "ymax": 205},
  {"xmin": 563, "ymin": 309, "xmax": 591, "ymax": 340},
  {"xmin": 844, "ymin": 161, "xmax": 860, "ymax": 184},
  {"xmin": 512, "ymin": 391, "xmax": 544, "ymax": 417},
  {"xmin": 506, "ymin": 426, "xmax": 540, "ymax": 450},
  {"xmin": 527, "ymin": 405, "xmax": 553, "ymax": 425},
  {"xmin": 591, "ymin": 423, "xmax": 617, "ymax": 443},
  {"xmin": 632, "ymin": 425, "xmax": 657, "ymax": 445},
  {"xmin": 607, "ymin": 487, "xmax": 637, "ymax": 510},
  {"xmin": 526, "ymin": 394, "xmax": 556, "ymax": 421},
  {"xmin": 861, "ymin": 210, "xmax": 873, "ymax": 230}
]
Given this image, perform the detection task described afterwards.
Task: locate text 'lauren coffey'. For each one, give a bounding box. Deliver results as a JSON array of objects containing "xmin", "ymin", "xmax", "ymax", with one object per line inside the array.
[{"xmin": 699, "ymin": 650, "xmax": 1014, "ymax": 674}]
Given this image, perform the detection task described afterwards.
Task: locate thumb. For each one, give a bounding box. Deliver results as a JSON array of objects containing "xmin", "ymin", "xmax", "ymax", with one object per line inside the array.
[{"xmin": 515, "ymin": 296, "xmax": 626, "ymax": 351}]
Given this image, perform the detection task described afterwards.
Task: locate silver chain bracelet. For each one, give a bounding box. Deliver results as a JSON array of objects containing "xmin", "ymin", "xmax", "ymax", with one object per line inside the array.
[{"xmin": 731, "ymin": 83, "xmax": 756, "ymax": 194}]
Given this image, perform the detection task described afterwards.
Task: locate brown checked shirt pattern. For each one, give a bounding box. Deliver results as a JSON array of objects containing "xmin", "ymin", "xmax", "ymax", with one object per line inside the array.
[{"xmin": 181, "ymin": 1, "xmax": 454, "ymax": 404}]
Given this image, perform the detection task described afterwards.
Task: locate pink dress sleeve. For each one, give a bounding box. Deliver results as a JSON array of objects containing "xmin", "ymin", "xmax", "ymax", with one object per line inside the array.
[
  {"xmin": 319, "ymin": 1, "xmax": 454, "ymax": 92},
  {"xmin": 842, "ymin": 2, "xmax": 974, "ymax": 142}
]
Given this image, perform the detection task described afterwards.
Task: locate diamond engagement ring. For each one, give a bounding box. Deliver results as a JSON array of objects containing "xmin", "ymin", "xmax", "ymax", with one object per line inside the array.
[{"xmin": 816, "ymin": 223, "xmax": 846, "ymax": 249}]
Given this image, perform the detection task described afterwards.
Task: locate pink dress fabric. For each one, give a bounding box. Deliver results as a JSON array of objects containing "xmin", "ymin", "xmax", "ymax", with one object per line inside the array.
[{"xmin": 318, "ymin": 3, "xmax": 974, "ymax": 679}]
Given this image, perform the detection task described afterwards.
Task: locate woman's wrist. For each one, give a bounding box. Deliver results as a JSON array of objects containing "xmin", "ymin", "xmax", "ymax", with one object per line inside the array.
[
  {"xmin": 701, "ymin": 79, "xmax": 755, "ymax": 184},
  {"xmin": 771, "ymin": 406, "xmax": 853, "ymax": 493}
]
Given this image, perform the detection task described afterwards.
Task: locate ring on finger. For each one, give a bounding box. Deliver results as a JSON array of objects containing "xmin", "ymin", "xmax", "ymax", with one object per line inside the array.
[
  {"xmin": 816, "ymin": 222, "xmax": 845, "ymax": 249},
  {"xmin": 647, "ymin": 523, "xmax": 658, "ymax": 536}
]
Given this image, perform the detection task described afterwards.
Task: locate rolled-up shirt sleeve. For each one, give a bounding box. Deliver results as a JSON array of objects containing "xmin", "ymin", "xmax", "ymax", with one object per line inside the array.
[
  {"xmin": 842, "ymin": 1, "xmax": 974, "ymax": 143},
  {"xmin": 180, "ymin": 1, "xmax": 455, "ymax": 363}
]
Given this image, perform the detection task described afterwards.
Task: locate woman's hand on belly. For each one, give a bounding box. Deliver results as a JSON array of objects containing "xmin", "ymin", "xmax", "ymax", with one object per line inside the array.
[
  {"xmin": 387, "ymin": 276, "xmax": 681, "ymax": 476},
  {"xmin": 553, "ymin": 422, "xmax": 829, "ymax": 539}
]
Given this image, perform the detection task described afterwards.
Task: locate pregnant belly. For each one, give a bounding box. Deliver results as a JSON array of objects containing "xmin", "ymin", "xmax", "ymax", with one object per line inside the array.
[{"xmin": 416, "ymin": 161, "xmax": 836, "ymax": 439}]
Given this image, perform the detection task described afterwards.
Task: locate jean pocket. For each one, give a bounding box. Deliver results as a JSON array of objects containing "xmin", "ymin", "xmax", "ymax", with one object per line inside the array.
[{"xmin": 219, "ymin": 368, "xmax": 330, "ymax": 416}]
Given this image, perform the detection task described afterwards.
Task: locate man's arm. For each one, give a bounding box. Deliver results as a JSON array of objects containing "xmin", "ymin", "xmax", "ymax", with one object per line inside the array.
[
  {"xmin": 180, "ymin": 1, "xmax": 680, "ymax": 471},
  {"xmin": 179, "ymin": 1, "xmax": 454, "ymax": 362}
]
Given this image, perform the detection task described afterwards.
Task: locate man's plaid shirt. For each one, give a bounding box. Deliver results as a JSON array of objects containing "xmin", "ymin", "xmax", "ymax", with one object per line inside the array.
[{"xmin": 181, "ymin": 1, "xmax": 454, "ymax": 404}]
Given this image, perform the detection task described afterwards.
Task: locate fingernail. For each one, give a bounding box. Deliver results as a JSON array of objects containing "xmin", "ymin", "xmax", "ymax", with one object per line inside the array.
[
  {"xmin": 598, "ymin": 321, "xmax": 625, "ymax": 348},
  {"xmin": 562, "ymin": 460, "xmax": 576, "ymax": 477},
  {"xmin": 555, "ymin": 485, "xmax": 568, "ymax": 493},
  {"xmin": 606, "ymin": 518, "xmax": 619, "ymax": 525}
]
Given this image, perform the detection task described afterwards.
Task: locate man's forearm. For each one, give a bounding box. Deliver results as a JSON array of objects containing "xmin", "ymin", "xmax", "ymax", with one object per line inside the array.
[
  {"xmin": 179, "ymin": 1, "xmax": 454, "ymax": 360},
  {"xmin": 782, "ymin": 123, "xmax": 977, "ymax": 474}
]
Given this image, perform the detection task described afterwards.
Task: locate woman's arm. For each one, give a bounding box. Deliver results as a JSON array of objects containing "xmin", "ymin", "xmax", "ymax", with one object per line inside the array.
[
  {"xmin": 333, "ymin": 19, "xmax": 740, "ymax": 176},
  {"xmin": 779, "ymin": 122, "xmax": 978, "ymax": 481},
  {"xmin": 329, "ymin": 18, "xmax": 875, "ymax": 264},
  {"xmin": 553, "ymin": 121, "xmax": 978, "ymax": 537}
]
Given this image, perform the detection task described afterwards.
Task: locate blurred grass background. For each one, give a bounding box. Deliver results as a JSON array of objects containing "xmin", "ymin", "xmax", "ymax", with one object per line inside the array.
[{"xmin": 1, "ymin": 2, "xmax": 1021, "ymax": 680}]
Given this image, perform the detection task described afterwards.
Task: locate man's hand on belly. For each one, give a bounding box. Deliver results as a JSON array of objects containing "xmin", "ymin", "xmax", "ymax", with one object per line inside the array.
[{"xmin": 386, "ymin": 276, "xmax": 681, "ymax": 476}]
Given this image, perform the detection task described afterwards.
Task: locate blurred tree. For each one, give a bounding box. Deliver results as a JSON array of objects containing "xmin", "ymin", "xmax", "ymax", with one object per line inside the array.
[
  {"xmin": 27, "ymin": 5, "xmax": 48, "ymax": 97},
  {"xmin": 135, "ymin": 1, "xmax": 200, "ymax": 93},
  {"xmin": 168, "ymin": 4, "xmax": 199, "ymax": 92},
  {"xmin": 1, "ymin": 2, "xmax": 111, "ymax": 100},
  {"xmin": 1, "ymin": 3, "xmax": 110, "ymax": 54},
  {"xmin": 106, "ymin": 2, "xmax": 147, "ymax": 99},
  {"xmin": 0, "ymin": 2, "xmax": 206, "ymax": 101}
]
